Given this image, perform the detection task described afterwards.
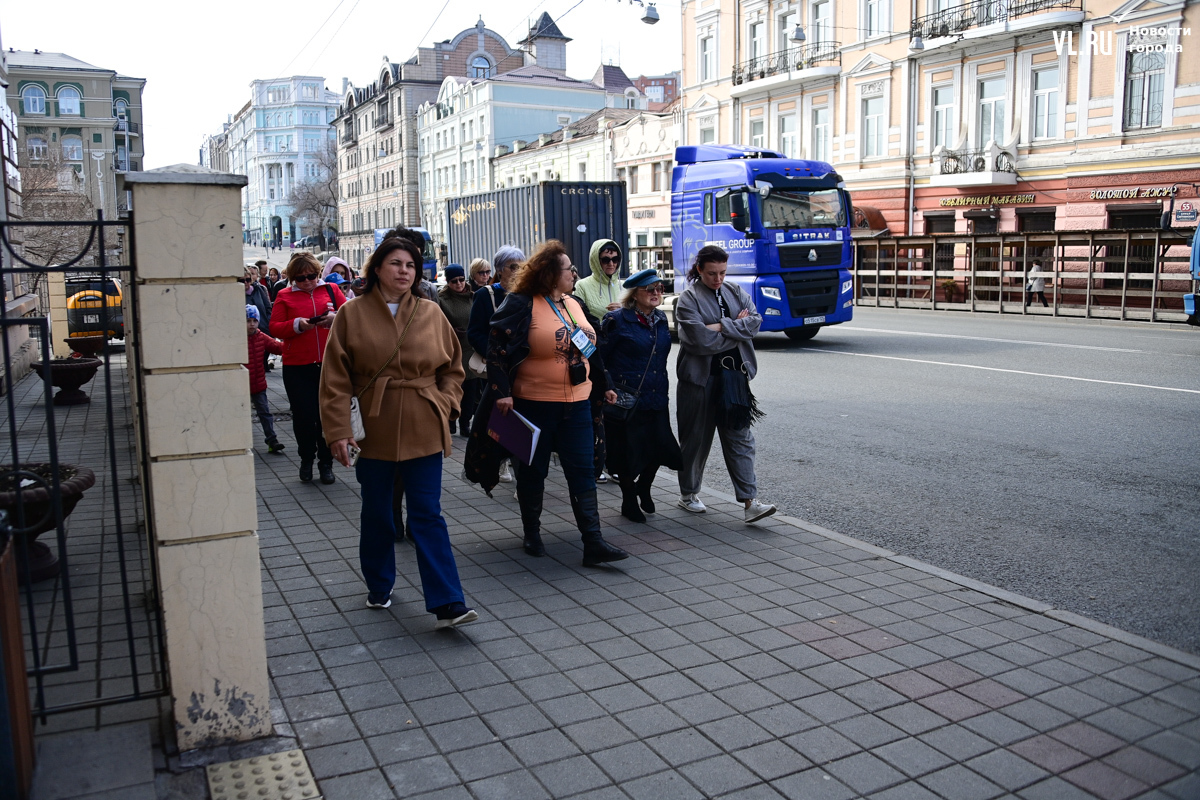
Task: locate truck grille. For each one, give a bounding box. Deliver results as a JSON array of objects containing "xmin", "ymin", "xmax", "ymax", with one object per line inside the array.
[
  {"xmin": 778, "ymin": 242, "xmax": 844, "ymax": 269},
  {"xmin": 781, "ymin": 269, "xmax": 839, "ymax": 318}
]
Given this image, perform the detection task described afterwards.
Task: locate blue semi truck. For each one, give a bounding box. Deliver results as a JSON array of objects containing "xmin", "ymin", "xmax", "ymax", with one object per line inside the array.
[
  {"xmin": 376, "ymin": 226, "xmax": 438, "ymax": 282},
  {"xmin": 667, "ymin": 144, "xmax": 855, "ymax": 341}
]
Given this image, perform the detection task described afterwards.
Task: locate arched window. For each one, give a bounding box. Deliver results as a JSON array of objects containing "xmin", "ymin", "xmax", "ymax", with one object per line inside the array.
[
  {"xmin": 114, "ymin": 98, "xmax": 128, "ymax": 120},
  {"xmin": 58, "ymin": 86, "xmax": 81, "ymax": 115},
  {"xmin": 21, "ymin": 85, "xmax": 46, "ymax": 115},
  {"xmin": 471, "ymin": 56, "xmax": 493, "ymax": 79},
  {"xmin": 27, "ymin": 137, "xmax": 48, "ymax": 160},
  {"xmin": 625, "ymin": 88, "xmax": 638, "ymax": 109},
  {"xmin": 61, "ymin": 135, "xmax": 84, "ymax": 161}
]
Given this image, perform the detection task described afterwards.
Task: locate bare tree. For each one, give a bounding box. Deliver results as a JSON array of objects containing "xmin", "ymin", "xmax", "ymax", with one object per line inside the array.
[
  {"xmin": 17, "ymin": 144, "xmax": 96, "ymax": 268},
  {"xmin": 289, "ymin": 139, "xmax": 339, "ymax": 249}
]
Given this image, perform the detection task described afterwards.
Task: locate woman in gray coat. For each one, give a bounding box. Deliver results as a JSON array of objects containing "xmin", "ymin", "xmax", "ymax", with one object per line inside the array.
[{"xmin": 674, "ymin": 245, "xmax": 777, "ymax": 524}]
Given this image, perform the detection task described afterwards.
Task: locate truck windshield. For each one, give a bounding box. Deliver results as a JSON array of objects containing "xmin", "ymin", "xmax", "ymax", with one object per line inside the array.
[
  {"xmin": 759, "ymin": 189, "xmax": 845, "ymax": 229},
  {"xmin": 422, "ymin": 238, "xmax": 437, "ymax": 263}
]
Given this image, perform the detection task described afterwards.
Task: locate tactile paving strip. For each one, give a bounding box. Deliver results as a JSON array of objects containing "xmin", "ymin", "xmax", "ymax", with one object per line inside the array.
[{"xmin": 206, "ymin": 749, "xmax": 321, "ymax": 800}]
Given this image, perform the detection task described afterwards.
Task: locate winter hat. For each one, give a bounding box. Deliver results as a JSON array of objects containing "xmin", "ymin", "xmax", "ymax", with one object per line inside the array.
[
  {"xmin": 246, "ymin": 305, "xmax": 260, "ymax": 321},
  {"xmin": 444, "ymin": 264, "xmax": 465, "ymax": 281}
]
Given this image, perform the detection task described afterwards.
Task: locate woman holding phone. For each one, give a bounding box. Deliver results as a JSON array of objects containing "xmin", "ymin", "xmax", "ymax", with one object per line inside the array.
[{"xmin": 270, "ymin": 252, "xmax": 347, "ymax": 485}]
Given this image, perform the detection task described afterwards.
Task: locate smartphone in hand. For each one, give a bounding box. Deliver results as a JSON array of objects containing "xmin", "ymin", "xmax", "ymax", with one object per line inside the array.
[
  {"xmin": 347, "ymin": 445, "xmax": 361, "ymax": 466},
  {"xmin": 307, "ymin": 313, "xmax": 328, "ymax": 325}
]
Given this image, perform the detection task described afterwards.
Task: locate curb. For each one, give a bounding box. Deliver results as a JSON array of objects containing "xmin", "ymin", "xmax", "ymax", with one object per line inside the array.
[{"xmin": 696, "ymin": 484, "xmax": 1200, "ymax": 672}]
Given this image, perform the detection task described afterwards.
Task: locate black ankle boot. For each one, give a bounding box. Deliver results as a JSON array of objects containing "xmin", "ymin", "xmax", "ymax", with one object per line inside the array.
[
  {"xmin": 573, "ymin": 491, "xmax": 629, "ymax": 567},
  {"xmin": 519, "ymin": 487, "xmax": 545, "ymax": 557},
  {"xmin": 318, "ymin": 463, "xmax": 335, "ymax": 485},
  {"xmin": 637, "ymin": 468, "xmax": 657, "ymax": 514},
  {"xmin": 620, "ymin": 479, "xmax": 646, "ymax": 523},
  {"xmin": 299, "ymin": 460, "xmax": 313, "ymax": 482}
]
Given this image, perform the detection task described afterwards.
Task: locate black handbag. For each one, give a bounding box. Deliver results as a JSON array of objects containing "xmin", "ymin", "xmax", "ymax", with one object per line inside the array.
[{"xmin": 604, "ymin": 327, "xmax": 658, "ymax": 422}]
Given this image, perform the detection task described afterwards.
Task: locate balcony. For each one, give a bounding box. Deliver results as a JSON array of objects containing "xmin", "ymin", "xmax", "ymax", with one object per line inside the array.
[
  {"xmin": 911, "ymin": 0, "xmax": 1083, "ymax": 43},
  {"xmin": 113, "ymin": 119, "xmax": 140, "ymax": 135},
  {"xmin": 342, "ymin": 123, "xmax": 357, "ymax": 146},
  {"xmin": 376, "ymin": 111, "xmax": 393, "ymax": 130},
  {"xmin": 929, "ymin": 142, "xmax": 1018, "ymax": 187},
  {"xmin": 730, "ymin": 42, "xmax": 841, "ymax": 98}
]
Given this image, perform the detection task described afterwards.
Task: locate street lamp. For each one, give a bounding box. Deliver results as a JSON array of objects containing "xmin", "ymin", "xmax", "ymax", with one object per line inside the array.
[
  {"xmin": 642, "ymin": 3, "xmax": 660, "ymax": 24},
  {"xmin": 790, "ymin": 24, "xmax": 806, "ymax": 43}
]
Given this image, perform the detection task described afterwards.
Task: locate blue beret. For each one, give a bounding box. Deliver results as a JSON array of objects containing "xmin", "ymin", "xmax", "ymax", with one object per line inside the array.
[{"xmin": 623, "ymin": 268, "xmax": 663, "ymax": 289}]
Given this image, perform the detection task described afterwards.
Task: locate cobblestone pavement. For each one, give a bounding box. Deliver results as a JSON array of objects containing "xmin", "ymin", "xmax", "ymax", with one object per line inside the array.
[{"xmin": 250, "ymin": 372, "xmax": 1200, "ymax": 800}]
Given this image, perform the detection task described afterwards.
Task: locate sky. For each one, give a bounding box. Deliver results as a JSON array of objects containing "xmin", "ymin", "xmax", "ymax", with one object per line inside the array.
[{"xmin": 1, "ymin": 0, "xmax": 682, "ymax": 169}]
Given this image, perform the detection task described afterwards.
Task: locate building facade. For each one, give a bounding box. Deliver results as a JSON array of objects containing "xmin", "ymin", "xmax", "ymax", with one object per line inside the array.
[
  {"xmin": 333, "ymin": 18, "xmax": 525, "ymax": 268},
  {"xmin": 210, "ymin": 77, "xmax": 340, "ymax": 247},
  {"xmin": 680, "ymin": 0, "xmax": 1200, "ymax": 236},
  {"xmin": 612, "ymin": 107, "xmax": 681, "ymax": 261},
  {"xmin": 6, "ymin": 50, "xmax": 146, "ymax": 220},
  {"xmin": 633, "ymin": 72, "xmax": 681, "ymax": 111}
]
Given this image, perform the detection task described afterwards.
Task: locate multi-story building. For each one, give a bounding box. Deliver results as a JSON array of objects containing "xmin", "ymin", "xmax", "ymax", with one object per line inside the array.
[
  {"xmin": 490, "ymin": 108, "xmax": 641, "ymax": 189},
  {"xmin": 418, "ymin": 15, "xmax": 656, "ymax": 249},
  {"xmin": 633, "ymin": 72, "xmax": 681, "ymax": 111},
  {"xmin": 5, "ymin": 49, "xmax": 146, "ymax": 220},
  {"xmin": 333, "ymin": 19, "xmax": 526, "ymax": 268},
  {"xmin": 211, "ymin": 77, "xmax": 340, "ymax": 247},
  {"xmin": 680, "ymin": 0, "xmax": 1199, "ymax": 236},
  {"xmin": 612, "ymin": 106, "xmax": 681, "ymax": 260}
]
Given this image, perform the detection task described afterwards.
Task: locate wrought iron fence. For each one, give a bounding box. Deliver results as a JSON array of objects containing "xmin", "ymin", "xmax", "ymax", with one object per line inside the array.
[
  {"xmin": 851, "ymin": 229, "xmax": 1195, "ymax": 323},
  {"xmin": 0, "ymin": 213, "xmax": 167, "ymax": 723},
  {"xmin": 939, "ymin": 148, "xmax": 1016, "ymax": 175},
  {"xmin": 732, "ymin": 41, "xmax": 841, "ymax": 85},
  {"xmin": 911, "ymin": 0, "xmax": 1082, "ymax": 40}
]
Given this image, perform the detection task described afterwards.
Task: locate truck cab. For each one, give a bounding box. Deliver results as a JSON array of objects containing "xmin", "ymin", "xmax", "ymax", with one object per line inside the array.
[
  {"xmin": 669, "ymin": 144, "xmax": 854, "ymax": 340},
  {"xmin": 376, "ymin": 227, "xmax": 439, "ymax": 282}
]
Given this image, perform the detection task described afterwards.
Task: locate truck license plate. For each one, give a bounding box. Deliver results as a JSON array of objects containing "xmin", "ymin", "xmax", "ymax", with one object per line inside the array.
[
  {"xmin": 83, "ymin": 315, "xmax": 100, "ymax": 324},
  {"xmin": 803, "ymin": 315, "xmax": 826, "ymax": 325}
]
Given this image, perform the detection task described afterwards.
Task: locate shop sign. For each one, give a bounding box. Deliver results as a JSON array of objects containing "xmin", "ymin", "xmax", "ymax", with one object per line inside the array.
[
  {"xmin": 632, "ymin": 209, "xmax": 656, "ymax": 219},
  {"xmin": 1089, "ymin": 186, "xmax": 1178, "ymax": 200},
  {"xmin": 939, "ymin": 194, "xmax": 1036, "ymax": 207},
  {"xmin": 1176, "ymin": 201, "xmax": 1198, "ymax": 222}
]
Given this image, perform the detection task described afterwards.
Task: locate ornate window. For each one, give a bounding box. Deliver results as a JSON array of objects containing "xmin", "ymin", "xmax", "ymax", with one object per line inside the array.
[
  {"xmin": 1032, "ymin": 67, "xmax": 1059, "ymax": 139},
  {"xmin": 1123, "ymin": 51, "xmax": 1164, "ymax": 130},
  {"xmin": 57, "ymin": 86, "xmax": 81, "ymax": 115},
  {"xmin": 22, "ymin": 85, "xmax": 46, "ymax": 115},
  {"xmin": 862, "ymin": 97, "xmax": 884, "ymax": 157},
  {"xmin": 114, "ymin": 98, "xmax": 128, "ymax": 119},
  {"xmin": 27, "ymin": 136, "xmax": 48, "ymax": 160},
  {"xmin": 62, "ymin": 135, "xmax": 84, "ymax": 161},
  {"xmin": 471, "ymin": 56, "xmax": 493, "ymax": 79}
]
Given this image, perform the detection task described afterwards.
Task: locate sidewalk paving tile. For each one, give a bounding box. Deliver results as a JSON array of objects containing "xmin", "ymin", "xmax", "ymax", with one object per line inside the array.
[{"xmin": 207, "ymin": 365, "xmax": 1200, "ymax": 799}]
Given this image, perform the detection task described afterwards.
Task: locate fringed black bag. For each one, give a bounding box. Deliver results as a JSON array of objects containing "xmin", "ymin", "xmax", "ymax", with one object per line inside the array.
[{"xmin": 715, "ymin": 355, "xmax": 765, "ymax": 431}]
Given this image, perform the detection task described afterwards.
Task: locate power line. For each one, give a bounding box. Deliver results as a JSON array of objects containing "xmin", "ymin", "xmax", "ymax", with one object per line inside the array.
[
  {"xmin": 303, "ymin": 0, "xmax": 366, "ymax": 76},
  {"xmin": 269, "ymin": 0, "xmax": 349, "ymax": 81},
  {"xmin": 406, "ymin": 0, "xmax": 456, "ymax": 63}
]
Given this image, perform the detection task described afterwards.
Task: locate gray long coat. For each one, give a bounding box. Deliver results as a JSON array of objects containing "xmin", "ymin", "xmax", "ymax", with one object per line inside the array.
[{"xmin": 675, "ymin": 280, "xmax": 761, "ymax": 387}]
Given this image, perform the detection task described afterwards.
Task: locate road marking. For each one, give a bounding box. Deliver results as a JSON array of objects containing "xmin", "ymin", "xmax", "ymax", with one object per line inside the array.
[
  {"xmin": 811, "ymin": 350, "xmax": 1200, "ymax": 394},
  {"xmin": 839, "ymin": 326, "xmax": 1143, "ymax": 353}
]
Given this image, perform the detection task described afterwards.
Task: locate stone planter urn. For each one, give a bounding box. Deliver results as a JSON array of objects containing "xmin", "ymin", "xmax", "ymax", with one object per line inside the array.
[
  {"xmin": 0, "ymin": 464, "xmax": 96, "ymax": 583},
  {"xmin": 31, "ymin": 357, "xmax": 102, "ymax": 406},
  {"xmin": 64, "ymin": 335, "xmax": 107, "ymax": 358}
]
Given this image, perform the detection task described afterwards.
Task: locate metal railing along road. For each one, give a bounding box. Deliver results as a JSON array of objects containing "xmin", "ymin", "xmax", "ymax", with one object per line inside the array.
[
  {"xmin": 911, "ymin": 0, "xmax": 1082, "ymax": 40},
  {"xmin": 851, "ymin": 229, "xmax": 1195, "ymax": 323},
  {"xmin": 732, "ymin": 41, "xmax": 841, "ymax": 86}
]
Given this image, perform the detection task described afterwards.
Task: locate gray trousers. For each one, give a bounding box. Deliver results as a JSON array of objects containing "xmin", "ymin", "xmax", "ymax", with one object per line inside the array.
[{"xmin": 677, "ymin": 378, "xmax": 757, "ymax": 502}]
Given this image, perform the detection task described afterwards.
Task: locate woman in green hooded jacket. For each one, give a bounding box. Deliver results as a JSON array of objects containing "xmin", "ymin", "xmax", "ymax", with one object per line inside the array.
[{"xmin": 574, "ymin": 239, "xmax": 625, "ymax": 321}]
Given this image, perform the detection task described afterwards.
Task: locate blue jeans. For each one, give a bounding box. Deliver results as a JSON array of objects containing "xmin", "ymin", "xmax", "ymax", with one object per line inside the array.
[
  {"xmin": 513, "ymin": 398, "xmax": 595, "ymax": 501},
  {"xmin": 250, "ymin": 391, "xmax": 277, "ymax": 442},
  {"xmin": 355, "ymin": 454, "xmax": 464, "ymax": 611}
]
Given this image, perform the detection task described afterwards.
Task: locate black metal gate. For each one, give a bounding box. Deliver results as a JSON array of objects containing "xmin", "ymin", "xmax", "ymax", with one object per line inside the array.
[{"xmin": 0, "ymin": 213, "xmax": 167, "ymax": 727}]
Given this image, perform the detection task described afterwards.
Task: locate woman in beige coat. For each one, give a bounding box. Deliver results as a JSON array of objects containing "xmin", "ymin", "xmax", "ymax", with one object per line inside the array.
[{"xmin": 320, "ymin": 231, "xmax": 477, "ymax": 628}]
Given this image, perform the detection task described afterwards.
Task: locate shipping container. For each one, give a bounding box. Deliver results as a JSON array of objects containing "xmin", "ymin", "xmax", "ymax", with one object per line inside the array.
[{"xmin": 445, "ymin": 182, "xmax": 628, "ymax": 279}]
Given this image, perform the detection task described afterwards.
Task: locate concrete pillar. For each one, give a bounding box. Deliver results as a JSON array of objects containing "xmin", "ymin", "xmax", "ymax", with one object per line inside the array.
[
  {"xmin": 121, "ymin": 165, "xmax": 271, "ymax": 751},
  {"xmin": 44, "ymin": 272, "xmax": 71, "ymax": 359}
]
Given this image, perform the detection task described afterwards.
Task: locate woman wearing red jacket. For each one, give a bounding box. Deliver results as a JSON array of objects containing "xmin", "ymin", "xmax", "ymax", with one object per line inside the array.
[{"xmin": 269, "ymin": 252, "xmax": 347, "ymax": 484}]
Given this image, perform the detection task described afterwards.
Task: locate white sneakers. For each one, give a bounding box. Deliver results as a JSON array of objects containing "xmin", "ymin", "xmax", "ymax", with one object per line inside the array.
[
  {"xmin": 498, "ymin": 463, "xmax": 514, "ymax": 483},
  {"xmin": 745, "ymin": 499, "xmax": 777, "ymax": 523},
  {"xmin": 677, "ymin": 494, "xmax": 706, "ymax": 513}
]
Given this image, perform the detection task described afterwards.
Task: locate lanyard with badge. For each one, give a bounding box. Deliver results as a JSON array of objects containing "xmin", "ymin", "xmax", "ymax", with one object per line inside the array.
[{"xmin": 545, "ymin": 297, "xmax": 596, "ymax": 358}]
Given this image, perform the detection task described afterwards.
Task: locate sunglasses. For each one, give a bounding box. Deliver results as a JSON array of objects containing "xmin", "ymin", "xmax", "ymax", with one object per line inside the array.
[
  {"xmin": 599, "ymin": 256, "xmax": 621, "ymax": 265},
  {"xmin": 642, "ymin": 284, "xmax": 665, "ymax": 294},
  {"xmin": 239, "ymin": 278, "xmax": 252, "ymax": 283},
  {"xmin": 295, "ymin": 273, "xmax": 319, "ymax": 282},
  {"xmin": 449, "ymin": 277, "xmax": 466, "ymax": 283}
]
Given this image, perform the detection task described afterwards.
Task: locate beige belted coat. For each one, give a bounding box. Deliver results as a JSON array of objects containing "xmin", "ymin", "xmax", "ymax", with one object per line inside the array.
[{"xmin": 319, "ymin": 289, "xmax": 465, "ymax": 462}]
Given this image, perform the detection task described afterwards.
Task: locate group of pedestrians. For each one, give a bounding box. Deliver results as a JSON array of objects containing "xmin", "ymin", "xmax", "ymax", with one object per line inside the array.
[{"xmin": 244, "ymin": 229, "xmax": 777, "ymax": 631}]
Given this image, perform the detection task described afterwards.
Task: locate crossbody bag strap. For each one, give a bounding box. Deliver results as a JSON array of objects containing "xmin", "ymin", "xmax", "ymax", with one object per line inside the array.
[
  {"xmin": 355, "ymin": 303, "xmax": 420, "ymax": 401},
  {"xmin": 325, "ymin": 283, "xmax": 339, "ymax": 308},
  {"xmin": 628, "ymin": 321, "xmax": 659, "ymax": 396},
  {"xmin": 489, "ymin": 286, "xmax": 498, "ymax": 312}
]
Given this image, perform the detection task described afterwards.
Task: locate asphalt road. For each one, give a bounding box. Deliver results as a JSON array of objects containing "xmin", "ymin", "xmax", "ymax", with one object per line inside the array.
[{"xmin": 686, "ymin": 308, "xmax": 1200, "ymax": 655}]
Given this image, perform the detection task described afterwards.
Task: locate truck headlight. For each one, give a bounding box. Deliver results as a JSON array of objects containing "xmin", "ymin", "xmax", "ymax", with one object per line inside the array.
[
  {"xmin": 841, "ymin": 279, "xmax": 853, "ymax": 294},
  {"xmin": 761, "ymin": 286, "xmax": 781, "ymax": 301},
  {"xmin": 765, "ymin": 307, "xmax": 781, "ymax": 316}
]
